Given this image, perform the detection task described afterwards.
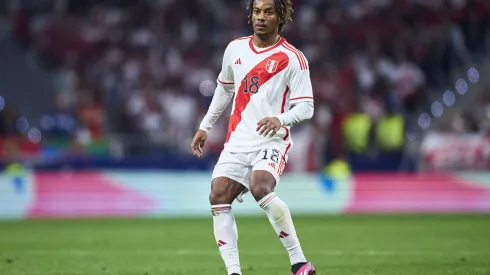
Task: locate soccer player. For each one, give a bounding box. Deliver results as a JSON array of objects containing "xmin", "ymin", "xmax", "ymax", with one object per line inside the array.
[{"xmin": 191, "ymin": 0, "xmax": 315, "ymax": 274}]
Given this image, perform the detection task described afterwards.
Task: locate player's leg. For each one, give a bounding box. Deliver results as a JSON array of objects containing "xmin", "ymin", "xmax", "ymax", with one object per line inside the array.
[
  {"xmin": 210, "ymin": 151, "xmax": 249, "ymax": 275},
  {"xmin": 210, "ymin": 177, "xmax": 245, "ymax": 275},
  {"xmin": 249, "ymin": 147, "xmax": 315, "ymax": 275}
]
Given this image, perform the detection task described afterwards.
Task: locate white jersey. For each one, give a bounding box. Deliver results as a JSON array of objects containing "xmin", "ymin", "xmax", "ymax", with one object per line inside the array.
[{"xmin": 217, "ymin": 35, "xmax": 314, "ymax": 153}]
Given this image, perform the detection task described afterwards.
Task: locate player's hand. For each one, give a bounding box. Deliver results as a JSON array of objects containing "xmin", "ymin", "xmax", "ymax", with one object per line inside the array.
[
  {"xmin": 191, "ymin": 129, "xmax": 208, "ymax": 158},
  {"xmin": 256, "ymin": 117, "xmax": 282, "ymax": 138}
]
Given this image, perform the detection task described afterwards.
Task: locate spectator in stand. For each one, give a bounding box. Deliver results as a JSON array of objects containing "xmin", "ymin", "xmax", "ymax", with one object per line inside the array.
[
  {"xmin": 0, "ymin": 108, "xmax": 9, "ymax": 137},
  {"xmin": 40, "ymin": 92, "xmax": 79, "ymax": 140},
  {"xmin": 76, "ymin": 87, "xmax": 105, "ymax": 142},
  {"xmin": 0, "ymin": 106, "xmax": 21, "ymax": 137},
  {"xmin": 126, "ymin": 76, "xmax": 167, "ymax": 145}
]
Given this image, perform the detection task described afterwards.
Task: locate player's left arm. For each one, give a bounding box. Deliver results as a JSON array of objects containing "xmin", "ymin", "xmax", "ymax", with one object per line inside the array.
[{"xmin": 257, "ymin": 55, "xmax": 314, "ymax": 137}]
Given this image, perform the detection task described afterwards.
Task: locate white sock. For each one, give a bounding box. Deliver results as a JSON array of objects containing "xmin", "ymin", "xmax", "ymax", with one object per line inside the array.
[
  {"xmin": 212, "ymin": 204, "xmax": 242, "ymax": 275},
  {"xmin": 258, "ymin": 193, "xmax": 307, "ymax": 265}
]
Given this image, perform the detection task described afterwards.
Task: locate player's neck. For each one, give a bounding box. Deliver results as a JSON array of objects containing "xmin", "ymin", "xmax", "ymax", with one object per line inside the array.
[{"xmin": 252, "ymin": 33, "xmax": 280, "ymax": 48}]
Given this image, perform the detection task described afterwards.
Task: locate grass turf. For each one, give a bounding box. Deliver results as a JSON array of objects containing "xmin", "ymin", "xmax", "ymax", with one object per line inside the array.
[{"xmin": 0, "ymin": 214, "xmax": 489, "ymax": 275}]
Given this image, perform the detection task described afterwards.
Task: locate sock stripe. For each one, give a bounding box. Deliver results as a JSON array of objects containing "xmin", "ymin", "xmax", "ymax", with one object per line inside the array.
[
  {"xmin": 259, "ymin": 193, "xmax": 276, "ymax": 209},
  {"xmin": 212, "ymin": 204, "xmax": 232, "ymax": 209},
  {"xmin": 212, "ymin": 206, "xmax": 232, "ymax": 211},
  {"xmin": 211, "ymin": 205, "xmax": 232, "ymax": 215},
  {"xmin": 212, "ymin": 204, "xmax": 232, "ymax": 207}
]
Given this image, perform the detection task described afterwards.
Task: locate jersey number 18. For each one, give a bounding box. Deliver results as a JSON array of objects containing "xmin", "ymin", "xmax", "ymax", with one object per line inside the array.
[{"xmin": 243, "ymin": 74, "xmax": 259, "ymax": 94}]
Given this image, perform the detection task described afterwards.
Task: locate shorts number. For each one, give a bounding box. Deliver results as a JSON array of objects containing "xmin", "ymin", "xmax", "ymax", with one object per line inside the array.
[
  {"xmin": 243, "ymin": 75, "xmax": 259, "ymax": 94},
  {"xmin": 262, "ymin": 149, "xmax": 281, "ymax": 164}
]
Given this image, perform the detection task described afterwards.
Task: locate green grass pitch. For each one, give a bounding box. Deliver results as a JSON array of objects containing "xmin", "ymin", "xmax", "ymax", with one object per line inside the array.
[{"xmin": 0, "ymin": 214, "xmax": 489, "ymax": 275}]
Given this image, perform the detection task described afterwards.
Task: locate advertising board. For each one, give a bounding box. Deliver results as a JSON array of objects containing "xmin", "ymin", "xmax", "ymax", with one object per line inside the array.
[{"xmin": 1, "ymin": 171, "xmax": 489, "ymax": 219}]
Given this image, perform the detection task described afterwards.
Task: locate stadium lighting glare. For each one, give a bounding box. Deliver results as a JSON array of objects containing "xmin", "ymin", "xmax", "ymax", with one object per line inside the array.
[
  {"xmin": 405, "ymin": 129, "xmax": 416, "ymax": 141},
  {"xmin": 467, "ymin": 67, "xmax": 479, "ymax": 83},
  {"xmin": 0, "ymin": 96, "xmax": 4, "ymax": 111},
  {"xmin": 28, "ymin": 127, "xmax": 42, "ymax": 143},
  {"xmin": 418, "ymin": 113, "xmax": 431, "ymax": 129},
  {"xmin": 199, "ymin": 80, "xmax": 216, "ymax": 97},
  {"xmin": 16, "ymin": 117, "xmax": 30, "ymax": 133},
  {"xmin": 431, "ymin": 101, "xmax": 443, "ymax": 117},
  {"xmin": 455, "ymin": 79, "xmax": 468, "ymax": 95},
  {"xmin": 443, "ymin": 90, "xmax": 455, "ymax": 107}
]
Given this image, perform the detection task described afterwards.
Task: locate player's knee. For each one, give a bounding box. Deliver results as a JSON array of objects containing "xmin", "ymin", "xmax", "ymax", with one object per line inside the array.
[
  {"xmin": 209, "ymin": 188, "xmax": 231, "ymax": 205},
  {"xmin": 209, "ymin": 178, "xmax": 241, "ymax": 205},
  {"xmin": 250, "ymin": 171, "xmax": 276, "ymax": 202},
  {"xmin": 250, "ymin": 185, "xmax": 273, "ymax": 201}
]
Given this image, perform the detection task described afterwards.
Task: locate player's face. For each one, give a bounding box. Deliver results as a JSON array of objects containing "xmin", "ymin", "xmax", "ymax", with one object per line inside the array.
[{"xmin": 252, "ymin": 0, "xmax": 279, "ymax": 38}]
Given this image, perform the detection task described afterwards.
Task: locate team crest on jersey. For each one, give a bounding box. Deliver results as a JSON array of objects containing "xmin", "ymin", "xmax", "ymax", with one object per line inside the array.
[{"xmin": 265, "ymin": 59, "xmax": 279, "ymax": 73}]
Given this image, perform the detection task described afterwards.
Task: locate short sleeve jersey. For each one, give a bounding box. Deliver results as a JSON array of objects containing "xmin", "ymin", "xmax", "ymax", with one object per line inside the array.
[{"xmin": 217, "ymin": 36, "xmax": 314, "ymax": 153}]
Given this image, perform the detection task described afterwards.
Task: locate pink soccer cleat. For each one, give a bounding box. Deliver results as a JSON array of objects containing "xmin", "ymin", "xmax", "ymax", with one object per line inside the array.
[{"xmin": 291, "ymin": 262, "xmax": 316, "ymax": 275}]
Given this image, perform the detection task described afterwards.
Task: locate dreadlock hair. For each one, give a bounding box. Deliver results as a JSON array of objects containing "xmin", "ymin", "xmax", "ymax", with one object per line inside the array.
[{"xmin": 247, "ymin": 0, "xmax": 294, "ymax": 33}]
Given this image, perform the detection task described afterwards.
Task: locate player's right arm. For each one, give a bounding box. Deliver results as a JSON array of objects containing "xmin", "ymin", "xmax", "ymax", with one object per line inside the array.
[{"xmin": 191, "ymin": 43, "xmax": 235, "ymax": 157}]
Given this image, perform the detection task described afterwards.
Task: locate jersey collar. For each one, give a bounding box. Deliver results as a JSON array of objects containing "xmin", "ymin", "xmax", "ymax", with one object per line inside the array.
[{"xmin": 249, "ymin": 36, "xmax": 285, "ymax": 54}]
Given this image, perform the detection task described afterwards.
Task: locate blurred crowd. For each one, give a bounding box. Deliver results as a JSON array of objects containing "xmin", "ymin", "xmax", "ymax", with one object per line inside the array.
[
  {"xmin": 436, "ymin": 87, "xmax": 490, "ymax": 134},
  {"xmin": 4, "ymin": 0, "xmax": 490, "ymax": 171}
]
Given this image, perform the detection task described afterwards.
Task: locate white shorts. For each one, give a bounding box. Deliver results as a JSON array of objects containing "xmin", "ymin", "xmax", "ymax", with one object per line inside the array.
[{"xmin": 211, "ymin": 142, "xmax": 290, "ymax": 191}]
